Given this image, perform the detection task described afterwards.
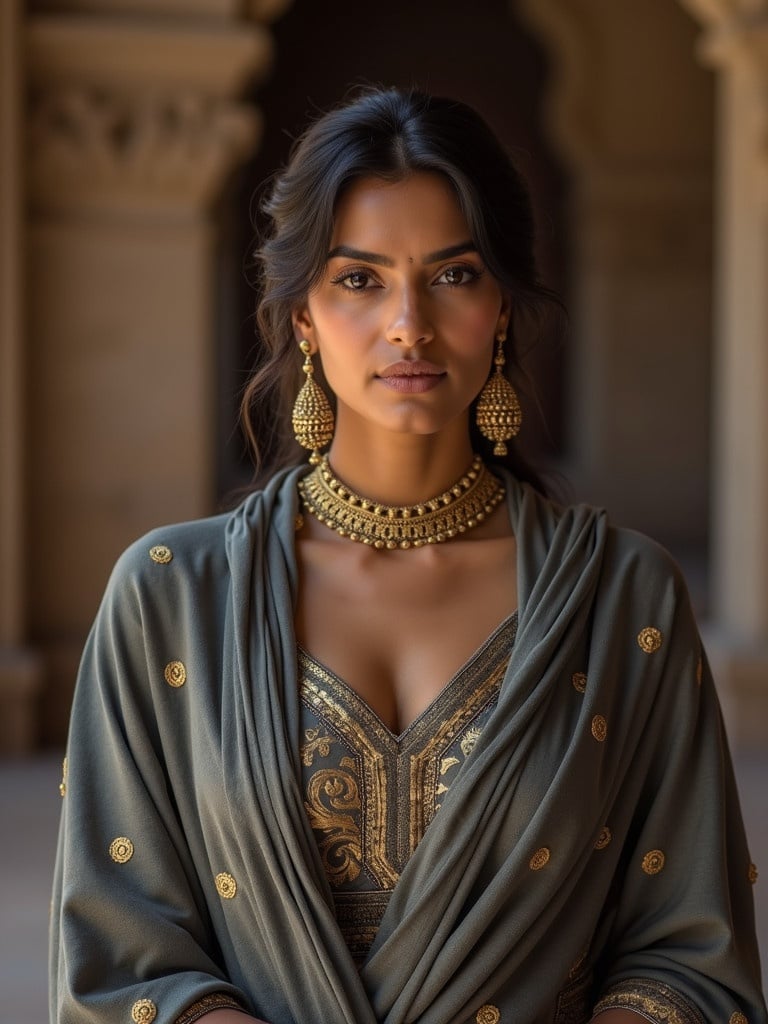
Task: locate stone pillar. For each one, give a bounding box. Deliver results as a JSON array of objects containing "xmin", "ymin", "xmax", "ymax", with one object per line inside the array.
[
  {"xmin": 680, "ymin": 0, "xmax": 768, "ymax": 745},
  {"xmin": 24, "ymin": 1, "xmax": 286, "ymax": 746},
  {"xmin": 517, "ymin": 0, "xmax": 715, "ymax": 556},
  {"xmin": 0, "ymin": 0, "xmax": 44, "ymax": 754}
]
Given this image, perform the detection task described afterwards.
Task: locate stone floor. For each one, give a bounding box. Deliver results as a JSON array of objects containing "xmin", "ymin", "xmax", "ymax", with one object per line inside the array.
[{"xmin": 3, "ymin": 750, "xmax": 766, "ymax": 1024}]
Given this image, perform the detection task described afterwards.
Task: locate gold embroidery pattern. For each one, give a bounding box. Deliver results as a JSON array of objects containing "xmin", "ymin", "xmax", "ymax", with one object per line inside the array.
[
  {"xmin": 594, "ymin": 977, "xmax": 706, "ymax": 1024},
  {"xmin": 730, "ymin": 1013, "xmax": 748, "ymax": 1024},
  {"xmin": 300, "ymin": 727, "xmax": 336, "ymax": 766},
  {"xmin": 460, "ymin": 724, "xmax": 484, "ymax": 757},
  {"xmin": 300, "ymin": 672, "xmax": 397, "ymax": 889},
  {"xmin": 132, "ymin": 999, "xmax": 157, "ymax": 1023},
  {"xmin": 215, "ymin": 872, "xmax": 237, "ymax": 899},
  {"xmin": 413, "ymin": 654, "xmax": 509, "ymax": 845},
  {"xmin": 530, "ymin": 847, "xmax": 551, "ymax": 870},
  {"xmin": 748, "ymin": 862, "xmax": 758, "ymax": 884},
  {"xmin": 334, "ymin": 890, "xmax": 392, "ymax": 965},
  {"xmin": 299, "ymin": 613, "xmax": 516, "ymax": 890},
  {"xmin": 595, "ymin": 826, "xmax": 612, "ymax": 850},
  {"xmin": 174, "ymin": 994, "xmax": 243, "ymax": 1024},
  {"xmin": 591, "ymin": 715, "xmax": 607, "ymax": 742},
  {"xmin": 149, "ymin": 545, "xmax": 172, "ymax": 564},
  {"xmin": 572, "ymin": 672, "xmax": 587, "ymax": 693},
  {"xmin": 59, "ymin": 756, "xmax": 68, "ymax": 797},
  {"xmin": 303, "ymin": 760, "xmax": 363, "ymax": 886},
  {"xmin": 298, "ymin": 612, "xmax": 517, "ymax": 959},
  {"xmin": 637, "ymin": 626, "xmax": 663, "ymax": 653},
  {"xmin": 164, "ymin": 661, "xmax": 186, "ymax": 688},
  {"xmin": 109, "ymin": 837, "xmax": 134, "ymax": 864},
  {"xmin": 476, "ymin": 1006, "xmax": 501, "ymax": 1024},
  {"xmin": 642, "ymin": 849, "xmax": 666, "ymax": 875}
]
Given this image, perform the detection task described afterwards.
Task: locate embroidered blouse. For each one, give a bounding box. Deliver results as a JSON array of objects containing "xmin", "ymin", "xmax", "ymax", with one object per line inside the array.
[{"xmin": 298, "ymin": 612, "xmax": 518, "ymax": 964}]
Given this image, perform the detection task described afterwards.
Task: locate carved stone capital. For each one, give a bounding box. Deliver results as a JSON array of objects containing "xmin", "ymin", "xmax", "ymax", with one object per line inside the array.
[
  {"xmin": 680, "ymin": 0, "xmax": 768, "ymax": 71},
  {"xmin": 29, "ymin": 87, "xmax": 260, "ymax": 215},
  {"xmin": 680, "ymin": 1, "xmax": 768, "ymax": 195},
  {"xmin": 26, "ymin": 11, "xmax": 274, "ymax": 214}
]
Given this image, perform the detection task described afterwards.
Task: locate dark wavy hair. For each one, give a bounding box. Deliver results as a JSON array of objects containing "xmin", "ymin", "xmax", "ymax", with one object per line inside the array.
[{"xmin": 241, "ymin": 87, "xmax": 560, "ymax": 492}]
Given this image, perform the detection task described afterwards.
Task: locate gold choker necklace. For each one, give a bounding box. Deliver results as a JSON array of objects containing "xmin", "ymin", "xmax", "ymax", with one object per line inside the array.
[{"xmin": 297, "ymin": 455, "xmax": 505, "ymax": 550}]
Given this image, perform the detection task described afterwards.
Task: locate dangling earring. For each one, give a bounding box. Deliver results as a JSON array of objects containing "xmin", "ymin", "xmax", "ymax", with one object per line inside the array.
[
  {"xmin": 475, "ymin": 331, "xmax": 522, "ymax": 457},
  {"xmin": 292, "ymin": 340, "xmax": 335, "ymax": 464}
]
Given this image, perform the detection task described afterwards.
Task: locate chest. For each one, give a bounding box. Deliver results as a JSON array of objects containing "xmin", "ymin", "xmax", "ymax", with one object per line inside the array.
[{"xmin": 295, "ymin": 537, "xmax": 518, "ymax": 734}]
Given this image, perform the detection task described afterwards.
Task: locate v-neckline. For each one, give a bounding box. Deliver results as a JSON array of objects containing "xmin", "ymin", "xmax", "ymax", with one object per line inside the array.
[{"xmin": 297, "ymin": 608, "xmax": 519, "ymax": 743}]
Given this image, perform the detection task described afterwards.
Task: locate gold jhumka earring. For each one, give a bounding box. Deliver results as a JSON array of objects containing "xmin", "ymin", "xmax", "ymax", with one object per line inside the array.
[
  {"xmin": 291, "ymin": 339, "xmax": 335, "ymax": 464},
  {"xmin": 475, "ymin": 331, "xmax": 522, "ymax": 457}
]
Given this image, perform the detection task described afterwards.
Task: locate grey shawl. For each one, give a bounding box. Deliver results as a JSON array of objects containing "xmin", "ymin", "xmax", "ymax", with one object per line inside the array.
[{"xmin": 50, "ymin": 468, "xmax": 766, "ymax": 1024}]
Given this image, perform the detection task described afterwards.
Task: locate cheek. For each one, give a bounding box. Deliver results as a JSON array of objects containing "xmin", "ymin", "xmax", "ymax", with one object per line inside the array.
[
  {"xmin": 443, "ymin": 294, "xmax": 500, "ymax": 345},
  {"xmin": 310, "ymin": 296, "xmax": 380, "ymax": 341}
]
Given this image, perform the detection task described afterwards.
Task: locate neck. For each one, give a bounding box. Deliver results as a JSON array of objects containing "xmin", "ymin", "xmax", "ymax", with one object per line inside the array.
[{"xmin": 326, "ymin": 416, "xmax": 476, "ymax": 507}]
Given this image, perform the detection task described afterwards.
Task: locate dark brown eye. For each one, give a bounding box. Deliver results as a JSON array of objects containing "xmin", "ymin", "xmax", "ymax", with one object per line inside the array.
[
  {"xmin": 334, "ymin": 270, "xmax": 373, "ymax": 290},
  {"xmin": 437, "ymin": 265, "xmax": 480, "ymax": 287}
]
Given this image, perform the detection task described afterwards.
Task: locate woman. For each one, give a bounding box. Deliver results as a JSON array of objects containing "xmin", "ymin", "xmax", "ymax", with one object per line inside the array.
[{"xmin": 50, "ymin": 89, "xmax": 766, "ymax": 1024}]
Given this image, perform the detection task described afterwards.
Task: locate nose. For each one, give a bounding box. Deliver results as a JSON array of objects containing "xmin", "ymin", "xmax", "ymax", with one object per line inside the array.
[{"xmin": 385, "ymin": 284, "xmax": 434, "ymax": 347}]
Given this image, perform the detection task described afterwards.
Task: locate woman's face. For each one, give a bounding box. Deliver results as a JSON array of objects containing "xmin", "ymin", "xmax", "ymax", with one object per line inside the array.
[{"xmin": 293, "ymin": 171, "xmax": 510, "ymax": 443}]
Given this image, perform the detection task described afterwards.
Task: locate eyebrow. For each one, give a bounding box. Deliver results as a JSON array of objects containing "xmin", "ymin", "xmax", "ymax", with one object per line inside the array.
[{"xmin": 326, "ymin": 241, "xmax": 477, "ymax": 266}]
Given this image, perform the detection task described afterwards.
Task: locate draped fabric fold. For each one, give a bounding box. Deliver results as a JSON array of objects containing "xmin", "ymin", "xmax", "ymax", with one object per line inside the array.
[{"xmin": 51, "ymin": 468, "xmax": 766, "ymax": 1024}]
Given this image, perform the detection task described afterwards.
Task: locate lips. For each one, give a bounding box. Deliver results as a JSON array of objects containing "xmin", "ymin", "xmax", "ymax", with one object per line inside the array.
[
  {"xmin": 376, "ymin": 360, "xmax": 446, "ymax": 394},
  {"xmin": 377, "ymin": 360, "xmax": 445, "ymax": 378}
]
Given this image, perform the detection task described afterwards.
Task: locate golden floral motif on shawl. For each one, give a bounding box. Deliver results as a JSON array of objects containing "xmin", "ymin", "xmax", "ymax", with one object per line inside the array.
[
  {"xmin": 109, "ymin": 836, "xmax": 134, "ymax": 863},
  {"xmin": 730, "ymin": 1013, "xmax": 748, "ymax": 1024},
  {"xmin": 303, "ymin": 758, "xmax": 363, "ymax": 886},
  {"xmin": 572, "ymin": 672, "xmax": 587, "ymax": 693},
  {"xmin": 642, "ymin": 849, "xmax": 666, "ymax": 875},
  {"xmin": 595, "ymin": 826, "xmax": 612, "ymax": 850},
  {"xmin": 476, "ymin": 1005, "xmax": 501, "ymax": 1024},
  {"xmin": 300, "ymin": 727, "xmax": 335, "ymax": 766},
  {"xmin": 594, "ymin": 977, "xmax": 706, "ymax": 1024},
  {"xmin": 215, "ymin": 872, "xmax": 237, "ymax": 899},
  {"xmin": 148, "ymin": 544, "xmax": 172, "ymax": 564},
  {"xmin": 164, "ymin": 661, "xmax": 186, "ymax": 688},
  {"xmin": 132, "ymin": 999, "xmax": 157, "ymax": 1023},
  {"xmin": 59, "ymin": 756, "xmax": 67, "ymax": 797},
  {"xmin": 748, "ymin": 862, "xmax": 758, "ymax": 884},
  {"xmin": 591, "ymin": 715, "xmax": 607, "ymax": 742},
  {"xmin": 529, "ymin": 847, "xmax": 551, "ymax": 870},
  {"xmin": 637, "ymin": 626, "xmax": 663, "ymax": 653}
]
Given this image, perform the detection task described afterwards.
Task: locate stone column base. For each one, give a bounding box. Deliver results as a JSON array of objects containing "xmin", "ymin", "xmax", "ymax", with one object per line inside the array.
[
  {"xmin": 0, "ymin": 647, "xmax": 44, "ymax": 754},
  {"xmin": 702, "ymin": 626, "xmax": 768, "ymax": 749}
]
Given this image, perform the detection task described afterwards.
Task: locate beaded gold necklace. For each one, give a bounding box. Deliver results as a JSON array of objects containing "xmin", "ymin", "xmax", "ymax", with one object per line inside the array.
[{"xmin": 297, "ymin": 455, "xmax": 505, "ymax": 550}]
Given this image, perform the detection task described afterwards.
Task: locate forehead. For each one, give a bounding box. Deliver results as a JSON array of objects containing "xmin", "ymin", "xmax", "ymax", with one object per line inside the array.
[{"xmin": 331, "ymin": 172, "xmax": 471, "ymax": 248}]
